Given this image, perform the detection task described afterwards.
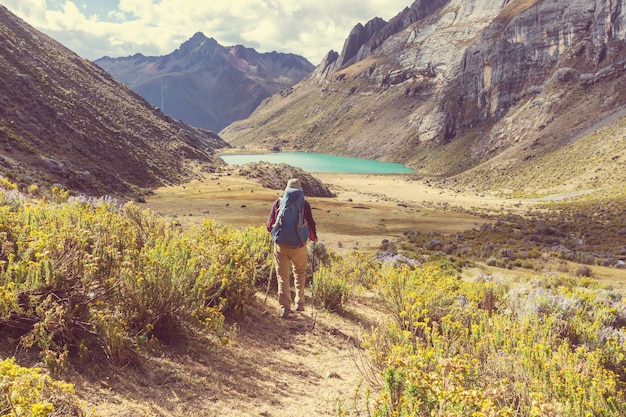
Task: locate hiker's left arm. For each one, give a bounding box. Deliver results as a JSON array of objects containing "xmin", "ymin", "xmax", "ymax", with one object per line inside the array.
[{"xmin": 266, "ymin": 200, "xmax": 279, "ymax": 232}]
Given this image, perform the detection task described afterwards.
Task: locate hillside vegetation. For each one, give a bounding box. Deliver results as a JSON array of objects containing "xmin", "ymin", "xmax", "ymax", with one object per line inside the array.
[{"xmin": 2, "ymin": 177, "xmax": 626, "ymax": 416}]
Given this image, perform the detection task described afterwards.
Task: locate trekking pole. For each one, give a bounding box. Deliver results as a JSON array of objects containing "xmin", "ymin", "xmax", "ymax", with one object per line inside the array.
[
  {"xmin": 309, "ymin": 241, "xmax": 318, "ymax": 330},
  {"xmin": 311, "ymin": 241, "xmax": 316, "ymax": 310},
  {"xmin": 264, "ymin": 241, "xmax": 275, "ymax": 304}
]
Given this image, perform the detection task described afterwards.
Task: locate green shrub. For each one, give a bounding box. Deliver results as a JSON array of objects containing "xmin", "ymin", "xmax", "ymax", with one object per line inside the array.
[
  {"xmin": 575, "ymin": 265, "xmax": 593, "ymax": 277},
  {"xmin": 311, "ymin": 251, "xmax": 374, "ymax": 311},
  {"xmin": 312, "ymin": 265, "xmax": 349, "ymax": 311}
]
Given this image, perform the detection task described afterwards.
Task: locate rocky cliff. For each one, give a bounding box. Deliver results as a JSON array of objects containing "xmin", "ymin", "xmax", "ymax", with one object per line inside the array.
[
  {"xmin": 96, "ymin": 33, "xmax": 315, "ymax": 132},
  {"xmin": 221, "ymin": 0, "xmax": 626, "ymax": 193},
  {"xmin": 0, "ymin": 6, "xmax": 227, "ymax": 197}
]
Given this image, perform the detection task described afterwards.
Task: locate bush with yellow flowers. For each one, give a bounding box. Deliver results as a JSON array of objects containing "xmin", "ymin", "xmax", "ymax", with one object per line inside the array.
[
  {"xmin": 361, "ymin": 261, "xmax": 626, "ymax": 416},
  {"xmin": 0, "ymin": 358, "xmax": 86, "ymax": 416},
  {"xmin": 0, "ymin": 181, "xmax": 272, "ymax": 369},
  {"xmin": 312, "ymin": 250, "xmax": 375, "ymax": 311}
]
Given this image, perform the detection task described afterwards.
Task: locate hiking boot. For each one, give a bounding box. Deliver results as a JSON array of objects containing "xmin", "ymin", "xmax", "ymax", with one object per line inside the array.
[
  {"xmin": 278, "ymin": 306, "xmax": 290, "ymax": 318},
  {"xmin": 295, "ymin": 303, "xmax": 304, "ymax": 312}
]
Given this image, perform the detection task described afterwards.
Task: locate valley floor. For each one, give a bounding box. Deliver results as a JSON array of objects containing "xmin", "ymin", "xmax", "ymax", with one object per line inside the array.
[{"xmin": 145, "ymin": 171, "xmax": 530, "ymax": 256}]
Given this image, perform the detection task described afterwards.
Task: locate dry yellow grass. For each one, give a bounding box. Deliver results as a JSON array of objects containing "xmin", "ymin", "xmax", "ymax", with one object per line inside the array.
[
  {"xmin": 145, "ymin": 170, "xmax": 623, "ymax": 285},
  {"xmin": 145, "ymin": 172, "xmax": 505, "ymax": 255}
]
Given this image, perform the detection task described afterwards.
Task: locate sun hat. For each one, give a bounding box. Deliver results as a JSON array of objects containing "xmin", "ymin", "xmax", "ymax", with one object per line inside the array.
[{"xmin": 286, "ymin": 178, "xmax": 302, "ymax": 190}]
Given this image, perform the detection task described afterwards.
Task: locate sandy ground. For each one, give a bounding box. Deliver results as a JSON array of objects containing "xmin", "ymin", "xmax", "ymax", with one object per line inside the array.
[{"xmin": 76, "ymin": 292, "xmax": 382, "ymax": 417}]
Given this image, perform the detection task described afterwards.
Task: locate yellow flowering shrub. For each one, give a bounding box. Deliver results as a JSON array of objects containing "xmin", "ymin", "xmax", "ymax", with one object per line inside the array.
[
  {"xmin": 310, "ymin": 250, "xmax": 379, "ymax": 311},
  {"xmin": 363, "ymin": 261, "xmax": 626, "ymax": 416},
  {"xmin": 0, "ymin": 282, "xmax": 18, "ymax": 321},
  {"xmin": 0, "ymin": 358, "xmax": 86, "ymax": 416},
  {"xmin": 0, "ymin": 189, "xmax": 271, "ymax": 367}
]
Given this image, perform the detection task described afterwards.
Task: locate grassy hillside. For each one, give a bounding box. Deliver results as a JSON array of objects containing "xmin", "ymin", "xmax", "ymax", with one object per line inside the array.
[
  {"xmin": 220, "ymin": 74, "xmax": 420, "ymax": 160},
  {"xmin": 0, "ymin": 6, "xmax": 227, "ymax": 198}
]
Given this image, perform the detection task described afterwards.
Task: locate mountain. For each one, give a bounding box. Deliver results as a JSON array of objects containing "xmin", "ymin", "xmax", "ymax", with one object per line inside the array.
[
  {"xmin": 0, "ymin": 6, "xmax": 228, "ymax": 197},
  {"xmin": 95, "ymin": 33, "xmax": 315, "ymax": 132},
  {"xmin": 221, "ymin": 0, "xmax": 626, "ymax": 195}
]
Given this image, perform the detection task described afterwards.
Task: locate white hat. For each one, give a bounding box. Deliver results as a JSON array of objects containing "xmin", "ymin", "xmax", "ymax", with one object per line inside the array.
[{"xmin": 286, "ymin": 178, "xmax": 302, "ymax": 190}]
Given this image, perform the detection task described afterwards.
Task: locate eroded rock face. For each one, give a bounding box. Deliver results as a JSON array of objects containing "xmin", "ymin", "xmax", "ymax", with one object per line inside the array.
[
  {"xmin": 411, "ymin": 1, "xmax": 620, "ymax": 147},
  {"xmin": 450, "ymin": 0, "xmax": 626, "ymax": 157},
  {"xmin": 461, "ymin": 1, "xmax": 626, "ymax": 116},
  {"xmin": 337, "ymin": 18, "xmax": 387, "ymax": 69},
  {"xmin": 222, "ymin": 0, "xmax": 626, "ymax": 181}
]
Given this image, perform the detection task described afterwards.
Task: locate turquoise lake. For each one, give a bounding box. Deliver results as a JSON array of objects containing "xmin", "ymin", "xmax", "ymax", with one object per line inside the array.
[{"xmin": 219, "ymin": 152, "xmax": 414, "ymax": 174}]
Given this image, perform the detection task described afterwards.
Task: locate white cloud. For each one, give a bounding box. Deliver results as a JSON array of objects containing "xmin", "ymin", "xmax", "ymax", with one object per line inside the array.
[
  {"xmin": 0, "ymin": 0, "xmax": 412, "ymax": 63},
  {"xmin": 45, "ymin": 1, "xmax": 90, "ymax": 30}
]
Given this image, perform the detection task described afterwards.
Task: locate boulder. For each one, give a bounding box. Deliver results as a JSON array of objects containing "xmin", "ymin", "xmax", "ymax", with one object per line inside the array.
[{"xmin": 231, "ymin": 162, "xmax": 335, "ymax": 197}]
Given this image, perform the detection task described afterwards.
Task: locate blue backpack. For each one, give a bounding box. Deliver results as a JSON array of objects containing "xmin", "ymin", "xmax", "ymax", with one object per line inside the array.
[{"xmin": 271, "ymin": 188, "xmax": 309, "ymax": 247}]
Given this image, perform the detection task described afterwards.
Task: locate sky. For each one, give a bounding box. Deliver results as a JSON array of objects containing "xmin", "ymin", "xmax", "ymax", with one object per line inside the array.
[{"xmin": 1, "ymin": 0, "xmax": 412, "ymax": 64}]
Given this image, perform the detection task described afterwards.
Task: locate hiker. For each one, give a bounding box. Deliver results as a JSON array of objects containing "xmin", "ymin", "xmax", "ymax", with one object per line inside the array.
[{"xmin": 266, "ymin": 178, "xmax": 318, "ymax": 318}]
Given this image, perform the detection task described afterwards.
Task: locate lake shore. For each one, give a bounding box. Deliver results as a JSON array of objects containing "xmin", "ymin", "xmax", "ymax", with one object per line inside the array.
[{"xmin": 218, "ymin": 151, "xmax": 414, "ymax": 174}]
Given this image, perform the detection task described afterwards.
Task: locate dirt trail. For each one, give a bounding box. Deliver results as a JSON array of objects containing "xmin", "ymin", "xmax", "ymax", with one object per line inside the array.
[
  {"xmin": 212, "ymin": 294, "xmax": 381, "ymax": 417},
  {"xmin": 77, "ymin": 292, "xmax": 384, "ymax": 417},
  {"xmin": 105, "ymin": 172, "xmax": 522, "ymax": 416}
]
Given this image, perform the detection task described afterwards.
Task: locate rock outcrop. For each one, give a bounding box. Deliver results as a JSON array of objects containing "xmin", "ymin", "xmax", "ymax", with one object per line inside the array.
[
  {"xmin": 450, "ymin": 0, "xmax": 626, "ymax": 158},
  {"xmin": 229, "ymin": 162, "xmax": 335, "ymax": 197},
  {"xmin": 333, "ymin": 17, "xmax": 387, "ymax": 71}
]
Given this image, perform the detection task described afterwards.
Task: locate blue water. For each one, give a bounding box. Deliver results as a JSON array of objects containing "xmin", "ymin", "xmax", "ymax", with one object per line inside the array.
[{"xmin": 219, "ymin": 152, "xmax": 414, "ymax": 174}]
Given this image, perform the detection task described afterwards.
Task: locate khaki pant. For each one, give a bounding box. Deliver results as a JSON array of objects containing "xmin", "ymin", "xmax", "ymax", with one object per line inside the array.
[{"xmin": 274, "ymin": 242, "xmax": 307, "ymax": 309}]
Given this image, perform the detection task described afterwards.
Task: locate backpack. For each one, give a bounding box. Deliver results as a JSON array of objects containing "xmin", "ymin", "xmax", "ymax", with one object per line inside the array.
[{"xmin": 271, "ymin": 188, "xmax": 309, "ymax": 247}]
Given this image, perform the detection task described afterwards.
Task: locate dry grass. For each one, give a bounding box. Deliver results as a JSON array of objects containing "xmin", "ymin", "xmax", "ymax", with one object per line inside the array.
[
  {"xmin": 146, "ymin": 170, "xmax": 625, "ymax": 287},
  {"xmin": 145, "ymin": 172, "xmax": 492, "ymax": 255},
  {"xmin": 334, "ymin": 57, "xmax": 384, "ymax": 78}
]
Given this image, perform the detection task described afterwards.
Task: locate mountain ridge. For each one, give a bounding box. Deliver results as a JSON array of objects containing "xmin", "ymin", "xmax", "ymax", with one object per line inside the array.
[
  {"xmin": 220, "ymin": 0, "xmax": 626, "ymax": 196},
  {"xmin": 95, "ymin": 33, "xmax": 315, "ymax": 132}
]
